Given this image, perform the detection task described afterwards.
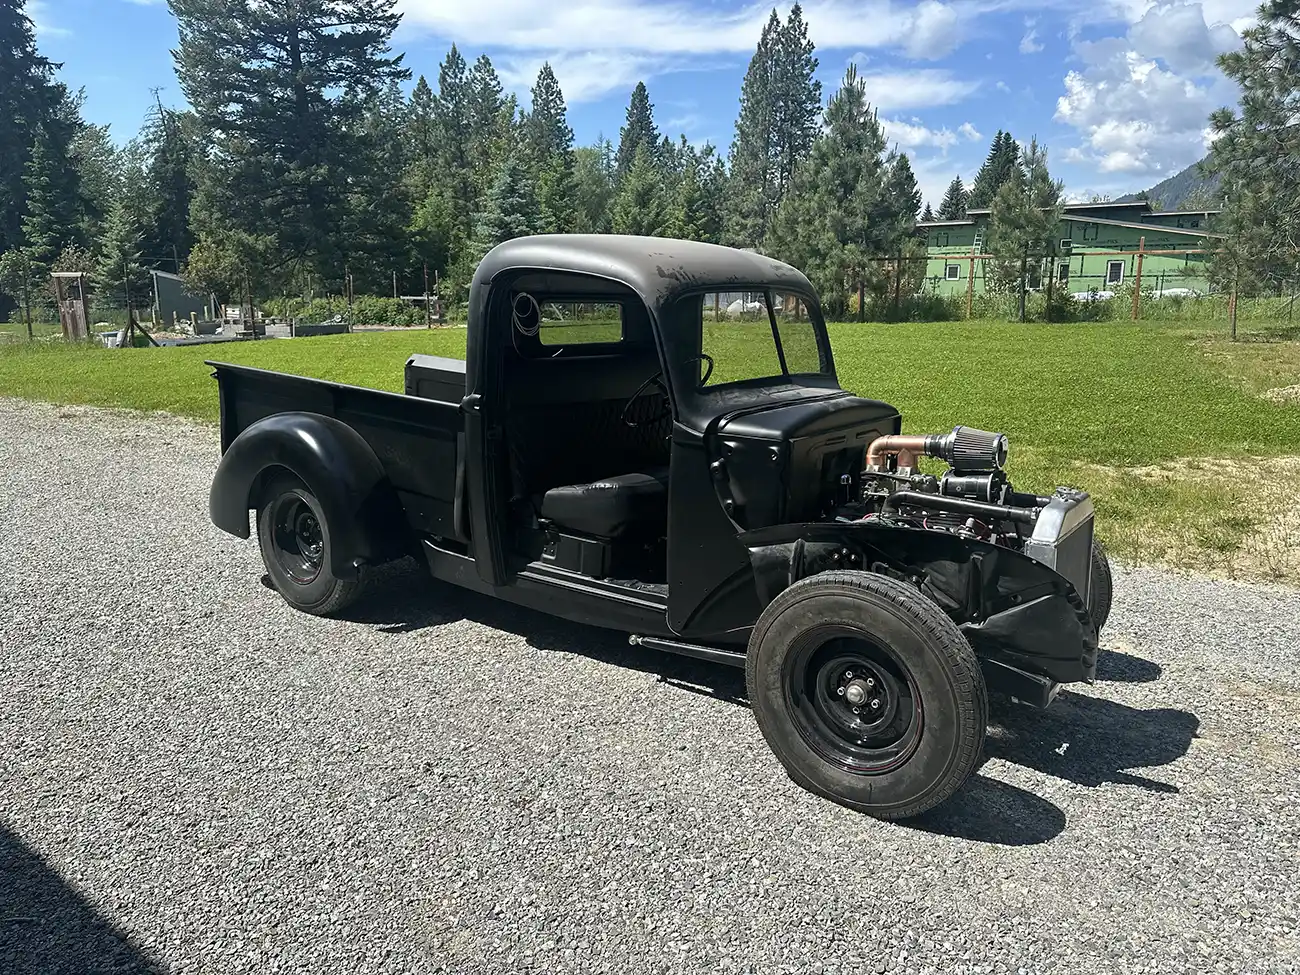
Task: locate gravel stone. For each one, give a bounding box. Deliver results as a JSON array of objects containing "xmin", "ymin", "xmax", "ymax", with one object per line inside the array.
[{"xmin": 1, "ymin": 396, "xmax": 1298, "ymax": 975}]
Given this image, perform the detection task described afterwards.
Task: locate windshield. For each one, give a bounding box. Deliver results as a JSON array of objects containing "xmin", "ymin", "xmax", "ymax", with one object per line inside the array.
[{"xmin": 696, "ymin": 290, "xmax": 828, "ymax": 387}]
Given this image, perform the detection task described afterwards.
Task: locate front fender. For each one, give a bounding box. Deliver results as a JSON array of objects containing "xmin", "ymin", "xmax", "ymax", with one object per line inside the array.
[
  {"xmin": 740, "ymin": 521, "xmax": 1097, "ymax": 685},
  {"xmin": 209, "ymin": 412, "xmax": 394, "ymax": 578}
]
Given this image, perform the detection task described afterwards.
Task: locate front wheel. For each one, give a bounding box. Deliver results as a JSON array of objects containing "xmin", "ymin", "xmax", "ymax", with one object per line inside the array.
[
  {"xmin": 746, "ymin": 570, "xmax": 987, "ymax": 821},
  {"xmin": 1089, "ymin": 538, "xmax": 1113, "ymax": 634},
  {"xmin": 256, "ymin": 473, "xmax": 367, "ymax": 616}
]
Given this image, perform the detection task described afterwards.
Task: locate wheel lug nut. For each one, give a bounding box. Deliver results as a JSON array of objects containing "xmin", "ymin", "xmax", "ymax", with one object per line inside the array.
[
  {"xmin": 852, "ymin": 707, "xmax": 860, "ymax": 714},
  {"xmin": 870, "ymin": 700, "xmax": 880, "ymax": 709},
  {"xmin": 865, "ymin": 678, "xmax": 875, "ymax": 688},
  {"xmin": 845, "ymin": 671, "xmax": 853, "ymax": 679},
  {"xmin": 836, "ymin": 687, "xmax": 844, "ymax": 696}
]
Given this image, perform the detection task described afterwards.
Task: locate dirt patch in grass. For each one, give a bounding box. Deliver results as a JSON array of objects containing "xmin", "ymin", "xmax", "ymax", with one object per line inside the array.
[
  {"xmin": 1082, "ymin": 455, "xmax": 1300, "ymax": 585},
  {"xmin": 1263, "ymin": 384, "xmax": 1300, "ymax": 405},
  {"xmin": 1193, "ymin": 331, "xmax": 1300, "ymax": 403}
]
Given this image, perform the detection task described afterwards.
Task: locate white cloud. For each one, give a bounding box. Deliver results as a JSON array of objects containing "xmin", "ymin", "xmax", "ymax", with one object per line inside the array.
[
  {"xmin": 1053, "ymin": 2, "xmax": 1242, "ymax": 175},
  {"xmin": 497, "ymin": 52, "xmax": 690, "ymax": 104},
  {"xmin": 396, "ymin": 0, "xmax": 977, "ymax": 59},
  {"xmin": 1126, "ymin": 2, "xmax": 1238, "ymax": 71},
  {"xmin": 24, "ymin": 0, "xmax": 70, "ymax": 37},
  {"xmin": 903, "ymin": 1, "xmax": 965, "ymax": 59},
  {"xmin": 1019, "ymin": 18, "xmax": 1043, "ymax": 54},
  {"xmin": 883, "ymin": 116, "xmax": 984, "ymax": 151},
  {"xmin": 883, "ymin": 119, "xmax": 960, "ymax": 151},
  {"xmin": 859, "ymin": 69, "xmax": 981, "ymax": 110}
]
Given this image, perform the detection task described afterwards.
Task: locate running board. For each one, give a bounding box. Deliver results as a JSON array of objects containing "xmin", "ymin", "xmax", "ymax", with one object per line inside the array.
[{"xmin": 629, "ymin": 634, "xmax": 746, "ymax": 669}]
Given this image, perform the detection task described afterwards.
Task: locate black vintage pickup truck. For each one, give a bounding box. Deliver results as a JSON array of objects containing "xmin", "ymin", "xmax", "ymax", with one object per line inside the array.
[{"xmin": 208, "ymin": 235, "xmax": 1110, "ymax": 820}]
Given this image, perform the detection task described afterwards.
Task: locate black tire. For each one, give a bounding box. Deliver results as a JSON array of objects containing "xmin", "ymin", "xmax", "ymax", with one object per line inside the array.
[
  {"xmin": 746, "ymin": 570, "xmax": 987, "ymax": 821},
  {"xmin": 1089, "ymin": 538, "xmax": 1113, "ymax": 634},
  {"xmin": 256, "ymin": 473, "xmax": 367, "ymax": 616}
]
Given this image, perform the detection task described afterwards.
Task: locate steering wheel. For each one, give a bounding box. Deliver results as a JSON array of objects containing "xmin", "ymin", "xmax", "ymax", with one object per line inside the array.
[{"xmin": 621, "ymin": 371, "xmax": 672, "ymax": 428}]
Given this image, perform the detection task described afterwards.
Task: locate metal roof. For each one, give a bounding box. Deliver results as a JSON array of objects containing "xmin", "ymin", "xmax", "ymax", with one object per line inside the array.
[
  {"xmin": 471, "ymin": 235, "xmax": 814, "ymax": 307},
  {"xmin": 1059, "ymin": 213, "xmax": 1223, "ymax": 238}
]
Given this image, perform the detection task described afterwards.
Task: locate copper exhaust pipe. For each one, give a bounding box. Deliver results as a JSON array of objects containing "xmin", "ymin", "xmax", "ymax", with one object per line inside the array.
[{"xmin": 866, "ymin": 434, "xmax": 930, "ymax": 469}]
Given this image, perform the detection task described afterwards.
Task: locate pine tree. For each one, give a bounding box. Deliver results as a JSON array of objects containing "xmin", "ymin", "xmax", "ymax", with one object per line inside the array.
[
  {"xmin": 697, "ymin": 145, "xmax": 728, "ymax": 244},
  {"xmin": 526, "ymin": 63, "xmax": 577, "ymax": 234},
  {"xmin": 767, "ymin": 65, "xmax": 894, "ymax": 314},
  {"xmin": 472, "ymin": 152, "xmax": 536, "ymax": 256},
  {"xmin": 407, "ymin": 75, "xmax": 437, "ymax": 197},
  {"xmin": 142, "ymin": 103, "xmax": 198, "ymax": 271},
  {"xmin": 988, "ymin": 137, "xmax": 1063, "ymax": 315},
  {"xmin": 1206, "ymin": 0, "xmax": 1300, "ymax": 298},
  {"xmin": 466, "ymin": 56, "xmax": 514, "ymax": 202},
  {"xmin": 610, "ymin": 143, "xmax": 668, "ymax": 236},
  {"xmin": 615, "ymin": 83, "xmax": 660, "ymax": 181},
  {"xmin": 432, "ymin": 45, "xmax": 475, "ymax": 241},
  {"xmin": 884, "ymin": 153, "xmax": 922, "ymax": 230},
  {"xmin": 21, "ymin": 123, "xmax": 83, "ymax": 269},
  {"xmin": 352, "ymin": 78, "xmax": 414, "ymax": 288},
  {"xmin": 938, "ymin": 176, "xmax": 968, "ymax": 220},
  {"xmin": 0, "ymin": 0, "xmax": 66, "ymax": 257},
  {"xmin": 773, "ymin": 4, "xmax": 821, "ymax": 199},
  {"xmin": 572, "ymin": 140, "xmax": 615, "ymax": 234},
  {"xmin": 727, "ymin": 11, "xmax": 781, "ymax": 248},
  {"xmin": 921, "ymin": 202, "xmax": 934, "ymax": 222},
  {"xmin": 526, "ymin": 63, "xmax": 573, "ymax": 160},
  {"xmin": 726, "ymin": 7, "xmax": 821, "ymax": 249},
  {"xmin": 69, "ymin": 118, "xmax": 122, "ymax": 246},
  {"xmin": 968, "ymin": 131, "xmax": 1021, "ymax": 209},
  {"xmin": 0, "ymin": 248, "xmax": 45, "ymax": 336},
  {"xmin": 170, "ymin": 0, "xmax": 409, "ymax": 286},
  {"xmin": 93, "ymin": 198, "xmax": 150, "ymax": 308}
]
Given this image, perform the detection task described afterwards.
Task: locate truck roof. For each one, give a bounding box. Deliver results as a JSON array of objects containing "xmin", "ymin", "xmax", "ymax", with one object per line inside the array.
[{"xmin": 473, "ymin": 235, "xmax": 815, "ymax": 307}]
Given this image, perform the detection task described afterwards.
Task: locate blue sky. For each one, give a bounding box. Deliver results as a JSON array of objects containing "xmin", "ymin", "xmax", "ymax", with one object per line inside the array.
[{"xmin": 26, "ymin": 0, "xmax": 1253, "ymax": 206}]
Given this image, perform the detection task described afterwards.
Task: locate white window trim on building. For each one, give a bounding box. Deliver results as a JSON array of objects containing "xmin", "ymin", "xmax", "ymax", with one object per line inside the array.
[
  {"xmin": 1107, "ymin": 260, "xmax": 1125, "ymax": 285},
  {"xmin": 944, "ymin": 264, "xmax": 961, "ymax": 280}
]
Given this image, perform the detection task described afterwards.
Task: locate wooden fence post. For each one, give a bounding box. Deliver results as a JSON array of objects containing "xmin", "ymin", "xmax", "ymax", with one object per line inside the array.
[
  {"xmin": 965, "ymin": 254, "xmax": 975, "ymax": 320},
  {"xmin": 424, "ymin": 263, "xmax": 432, "ymax": 328},
  {"xmin": 1229, "ymin": 276, "xmax": 1239, "ymax": 341},
  {"xmin": 1130, "ymin": 236, "xmax": 1145, "ymax": 320},
  {"xmin": 857, "ymin": 279, "xmax": 865, "ymax": 322},
  {"xmin": 891, "ymin": 249, "xmax": 902, "ymax": 319},
  {"xmin": 1018, "ymin": 243, "xmax": 1028, "ymax": 322}
]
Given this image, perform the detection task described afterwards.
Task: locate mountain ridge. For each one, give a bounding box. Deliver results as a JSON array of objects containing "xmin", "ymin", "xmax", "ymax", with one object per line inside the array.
[{"xmin": 1117, "ymin": 157, "xmax": 1223, "ymax": 210}]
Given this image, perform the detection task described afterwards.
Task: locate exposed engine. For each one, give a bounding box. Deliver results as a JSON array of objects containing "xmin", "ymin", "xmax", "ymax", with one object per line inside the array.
[{"xmin": 837, "ymin": 425, "xmax": 1078, "ymax": 563}]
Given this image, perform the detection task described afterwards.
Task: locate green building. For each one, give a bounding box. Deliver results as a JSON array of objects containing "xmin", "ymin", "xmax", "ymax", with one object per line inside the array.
[{"xmin": 919, "ymin": 200, "xmax": 1221, "ymax": 298}]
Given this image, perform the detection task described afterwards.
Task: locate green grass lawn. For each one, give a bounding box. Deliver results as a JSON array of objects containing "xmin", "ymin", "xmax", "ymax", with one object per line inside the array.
[{"xmin": 3, "ymin": 320, "xmax": 1299, "ymax": 582}]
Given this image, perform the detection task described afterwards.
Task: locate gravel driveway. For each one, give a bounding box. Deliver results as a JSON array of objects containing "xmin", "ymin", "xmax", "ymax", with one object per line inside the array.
[{"xmin": 2, "ymin": 396, "xmax": 1298, "ymax": 975}]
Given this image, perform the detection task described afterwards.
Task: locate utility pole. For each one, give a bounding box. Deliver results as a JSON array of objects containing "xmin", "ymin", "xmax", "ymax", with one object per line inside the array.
[{"xmin": 424, "ymin": 262, "xmax": 431, "ymax": 328}]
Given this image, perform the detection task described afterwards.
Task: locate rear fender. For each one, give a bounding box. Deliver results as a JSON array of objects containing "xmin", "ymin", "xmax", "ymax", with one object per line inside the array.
[
  {"xmin": 740, "ymin": 521, "xmax": 1097, "ymax": 684},
  {"xmin": 209, "ymin": 412, "xmax": 397, "ymax": 578}
]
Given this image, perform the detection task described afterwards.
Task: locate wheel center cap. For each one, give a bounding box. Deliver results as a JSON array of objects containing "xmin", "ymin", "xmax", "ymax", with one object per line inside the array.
[{"xmin": 844, "ymin": 679, "xmax": 870, "ymax": 706}]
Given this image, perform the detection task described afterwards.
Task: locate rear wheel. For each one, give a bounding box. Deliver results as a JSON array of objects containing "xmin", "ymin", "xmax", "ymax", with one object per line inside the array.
[
  {"xmin": 1089, "ymin": 538, "xmax": 1113, "ymax": 633},
  {"xmin": 256, "ymin": 473, "xmax": 367, "ymax": 616},
  {"xmin": 746, "ymin": 570, "xmax": 987, "ymax": 821}
]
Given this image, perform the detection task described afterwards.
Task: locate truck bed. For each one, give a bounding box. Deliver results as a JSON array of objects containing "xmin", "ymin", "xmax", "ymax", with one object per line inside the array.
[{"xmin": 208, "ymin": 361, "xmax": 465, "ymax": 540}]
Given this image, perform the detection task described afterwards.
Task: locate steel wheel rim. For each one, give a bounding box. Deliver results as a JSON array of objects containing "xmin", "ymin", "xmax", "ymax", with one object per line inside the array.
[
  {"xmin": 783, "ymin": 625, "xmax": 924, "ymax": 775},
  {"xmin": 271, "ymin": 494, "xmax": 324, "ymax": 585}
]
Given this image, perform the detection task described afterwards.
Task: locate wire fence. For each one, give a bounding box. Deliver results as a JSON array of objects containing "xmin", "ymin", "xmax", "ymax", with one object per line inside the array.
[{"xmin": 6, "ymin": 254, "xmax": 1300, "ymax": 345}]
